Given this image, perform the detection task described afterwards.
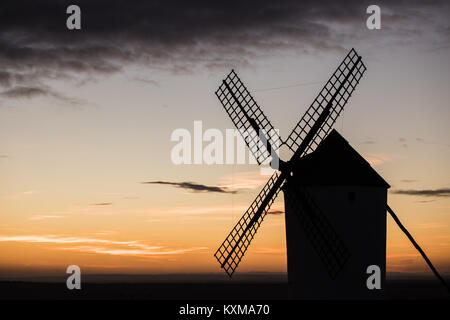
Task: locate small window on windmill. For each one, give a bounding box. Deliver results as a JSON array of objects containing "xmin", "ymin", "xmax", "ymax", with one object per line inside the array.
[{"xmin": 348, "ymin": 191, "xmax": 356, "ymax": 204}]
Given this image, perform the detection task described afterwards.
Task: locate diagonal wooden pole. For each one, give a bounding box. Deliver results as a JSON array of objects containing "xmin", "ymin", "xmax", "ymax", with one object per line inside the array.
[{"xmin": 387, "ymin": 205, "xmax": 450, "ymax": 294}]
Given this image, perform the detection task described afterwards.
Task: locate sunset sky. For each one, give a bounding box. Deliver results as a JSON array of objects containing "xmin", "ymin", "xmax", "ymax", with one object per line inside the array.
[{"xmin": 0, "ymin": 1, "xmax": 449, "ymax": 278}]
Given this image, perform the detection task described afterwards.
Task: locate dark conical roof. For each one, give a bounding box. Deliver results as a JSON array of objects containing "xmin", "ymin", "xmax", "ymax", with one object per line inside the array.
[{"xmin": 292, "ymin": 129, "xmax": 390, "ymax": 188}]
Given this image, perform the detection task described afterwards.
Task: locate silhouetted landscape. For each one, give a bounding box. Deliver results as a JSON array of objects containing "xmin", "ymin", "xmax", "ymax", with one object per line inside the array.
[{"xmin": 0, "ymin": 273, "xmax": 448, "ymax": 300}]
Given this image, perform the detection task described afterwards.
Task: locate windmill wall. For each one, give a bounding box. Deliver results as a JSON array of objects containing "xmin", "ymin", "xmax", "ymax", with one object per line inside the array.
[
  {"xmin": 283, "ymin": 130, "xmax": 390, "ymax": 299},
  {"xmin": 284, "ymin": 185, "xmax": 387, "ymax": 299}
]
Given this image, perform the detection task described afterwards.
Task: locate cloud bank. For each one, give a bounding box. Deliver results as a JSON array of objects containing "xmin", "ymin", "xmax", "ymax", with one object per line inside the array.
[{"xmin": 0, "ymin": 0, "xmax": 448, "ymax": 101}]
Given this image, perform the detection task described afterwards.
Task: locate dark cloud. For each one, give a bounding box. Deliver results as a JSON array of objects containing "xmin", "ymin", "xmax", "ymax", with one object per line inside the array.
[
  {"xmin": 416, "ymin": 200, "xmax": 435, "ymax": 203},
  {"xmin": 268, "ymin": 210, "xmax": 284, "ymax": 215},
  {"xmin": 392, "ymin": 188, "xmax": 450, "ymax": 197},
  {"xmin": 133, "ymin": 77, "xmax": 160, "ymax": 86},
  {"xmin": 92, "ymin": 202, "xmax": 112, "ymax": 206},
  {"xmin": 0, "ymin": 0, "xmax": 448, "ymax": 100},
  {"xmin": 142, "ymin": 181, "xmax": 236, "ymax": 194},
  {"xmin": 401, "ymin": 179, "xmax": 417, "ymax": 183},
  {"xmin": 1, "ymin": 85, "xmax": 81, "ymax": 104},
  {"xmin": 397, "ymin": 138, "xmax": 408, "ymax": 147},
  {"xmin": 1, "ymin": 86, "xmax": 49, "ymax": 99},
  {"xmin": 415, "ymin": 137, "xmax": 450, "ymax": 148}
]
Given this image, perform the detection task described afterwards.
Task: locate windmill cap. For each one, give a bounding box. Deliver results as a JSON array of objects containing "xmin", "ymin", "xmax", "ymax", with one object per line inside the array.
[{"xmin": 292, "ymin": 129, "xmax": 390, "ymax": 188}]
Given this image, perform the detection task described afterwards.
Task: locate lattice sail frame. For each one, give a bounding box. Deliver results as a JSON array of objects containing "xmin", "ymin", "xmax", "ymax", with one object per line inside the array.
[
  {"xmin": 284, "ymin": 48, "xmax": 366, "ymax": 157},
  {"xmin": 283, "ymin": 182, "xmax": 351, "ymax": 279},
  {"xmin": 215, "ymin": 70, "xmax": 282, "ymax": 165},
  {"xmin": 214, "ymin": 171, "xmax": 282, "ymax": 277}
]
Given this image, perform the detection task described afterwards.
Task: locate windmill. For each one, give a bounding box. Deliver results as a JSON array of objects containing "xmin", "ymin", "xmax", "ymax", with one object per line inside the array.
[
  {"xmin": 213, "ymin": 48, "xmax": 450, "ymax": 297},
  {"xmin": 214, "ymin": 48, "xmax": 364, "ymax": 279}
]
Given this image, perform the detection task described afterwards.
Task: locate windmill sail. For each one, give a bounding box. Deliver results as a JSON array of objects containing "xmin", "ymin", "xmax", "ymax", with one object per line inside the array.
[
  {"xmin": 215, "ymin": 70, "xmax": 282, "ymax": 165},
  {"xmin": 214, "ymin": 171, "xmax": 283, "ymax": 277},
  {"xmin": 284, "ymin": 48, "xmax": 366, "ymax": 157}
]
